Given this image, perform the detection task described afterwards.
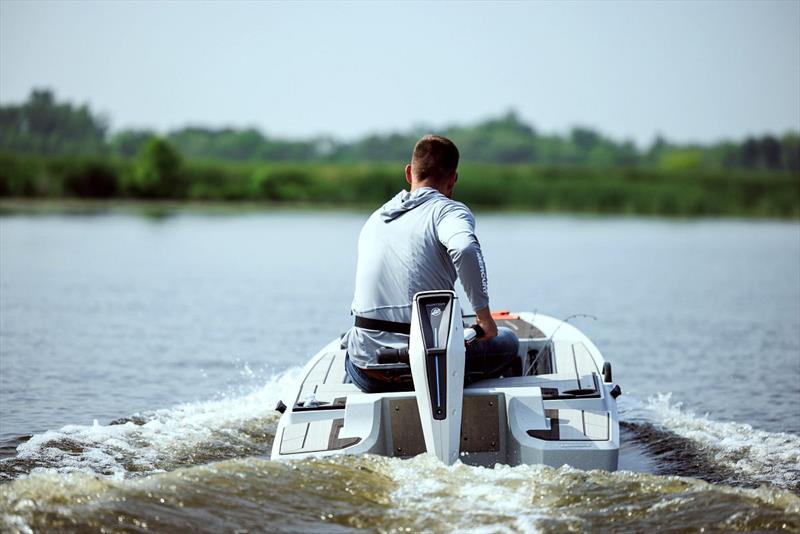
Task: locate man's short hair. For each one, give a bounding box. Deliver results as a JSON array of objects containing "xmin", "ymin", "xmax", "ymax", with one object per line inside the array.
[{"xmin": 411, "ymin": 135, "xmax": 460, "ymax": 183}]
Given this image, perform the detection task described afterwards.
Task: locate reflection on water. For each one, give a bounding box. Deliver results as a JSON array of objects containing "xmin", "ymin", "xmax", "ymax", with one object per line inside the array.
[{"xmin": 1, "ymin": 211, "xmax": 799, "ymax": 531}]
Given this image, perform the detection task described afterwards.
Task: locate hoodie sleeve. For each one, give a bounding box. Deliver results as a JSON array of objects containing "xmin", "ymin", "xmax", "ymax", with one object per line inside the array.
[{"xmin": 436, "ymin": 202, "xmax": 490, "ymax": 310}]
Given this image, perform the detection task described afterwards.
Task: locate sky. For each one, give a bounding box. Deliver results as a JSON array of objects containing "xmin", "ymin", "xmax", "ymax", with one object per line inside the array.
[{"xmin": 1, "ymin": 0, "xmax": 798, "ymax": 146}]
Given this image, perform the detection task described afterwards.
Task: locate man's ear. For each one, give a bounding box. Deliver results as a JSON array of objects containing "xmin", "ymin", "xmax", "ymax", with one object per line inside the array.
[
  {"xmin": 405, "ymin": 164, "xmax": 413, "ymax": 186},
  {"xmin": 445, "ymin": 173, "xmax": 457, "ymax": 197}
]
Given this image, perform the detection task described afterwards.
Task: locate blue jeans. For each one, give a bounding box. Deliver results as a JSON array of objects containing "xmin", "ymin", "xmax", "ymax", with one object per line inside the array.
[{"xmin": 345, "ymin": 327, "xmax": 520, "ymax": 393}]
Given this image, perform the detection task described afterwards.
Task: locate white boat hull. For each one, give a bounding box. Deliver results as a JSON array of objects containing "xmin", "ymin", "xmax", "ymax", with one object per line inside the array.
[{"xmin": 270, "ymin": 312, "xmax": 620, "ymax": 471}]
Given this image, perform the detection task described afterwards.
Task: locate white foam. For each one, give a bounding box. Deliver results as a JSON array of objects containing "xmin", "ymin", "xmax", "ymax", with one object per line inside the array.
[
  {"xmin": 387, "ymin": 455, "xmax": 553, "ymax": 533},
  {"xmin": 621, "ymin": 393, "xmax": 800, "ymax": 489},
  {"xmin": 385, "ymin": 454, "xmax": 800, "ymax": 532},
  {"xmin": 9, "ymin": 366, "xmax": 305, "ymax": 479}
]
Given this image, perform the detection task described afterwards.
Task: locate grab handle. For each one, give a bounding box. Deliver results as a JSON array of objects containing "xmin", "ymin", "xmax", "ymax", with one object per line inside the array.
[{"xmin": 464, "ymin": 324, "xmax": 485, "ymax": 343}]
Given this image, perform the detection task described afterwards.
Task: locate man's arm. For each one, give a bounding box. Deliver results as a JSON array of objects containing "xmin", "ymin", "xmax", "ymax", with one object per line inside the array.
[
  {"xmin": 473, "ymin": 306, "xmax": 498, "ymax": 340},
  {"xmin": 437, "ymin": 204, "xmax": 498, "ymax": 340}
]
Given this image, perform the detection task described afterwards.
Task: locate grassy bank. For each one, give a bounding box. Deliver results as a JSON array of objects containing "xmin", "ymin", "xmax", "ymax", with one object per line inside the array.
[{"xmin": 1, "ymin": 152, "xmax": 798, "ymax": 217}]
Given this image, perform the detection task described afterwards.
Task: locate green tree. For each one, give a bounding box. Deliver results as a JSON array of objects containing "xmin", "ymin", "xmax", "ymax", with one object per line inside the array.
[
  {"xmin": 740, "ymin": 138, "xmax": 760, "ymax": 169},
  {"xmin": 123, "ymin": 137, "xmax": 185, "ymax": 198},
  {"xmin": 0, "ymin": 89, "xmax": 107, "ymax": 155},
  {"xmin": 782, "ymin": 133, "xmax": 800, "ymax": 171},
  {"xmin": 658, "ymin": 148, "xmax": 704, "ymax": 172},
  {"xmin": 759, "ymin": 136, "xmax": 782, "ymax": 169},
  {"xmin": 111, "ymin": 129, "xmax": 156, "ymax": 157}
]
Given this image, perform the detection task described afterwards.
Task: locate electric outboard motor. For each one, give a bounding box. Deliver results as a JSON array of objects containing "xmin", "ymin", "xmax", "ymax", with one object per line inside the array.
[{"xmin": 408, "ymin": 290, "xmax": 465, "ymax": 465}]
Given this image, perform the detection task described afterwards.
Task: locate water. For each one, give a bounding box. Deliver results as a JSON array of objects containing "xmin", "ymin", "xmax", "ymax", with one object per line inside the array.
[{"xmin": 1, "ymin": 209, "xmax": 799, "ymax": 532}]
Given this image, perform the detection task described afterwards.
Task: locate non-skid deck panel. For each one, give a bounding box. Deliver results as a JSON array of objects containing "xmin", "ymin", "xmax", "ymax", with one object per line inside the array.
[
  {"xmin": 495, "ymin": 318, "xmax": 545, "ymax": 339},
  {"xmin": 326, "ymin": 351, "xmax": 349, "ymax": 385},
  {"xmin": 279, "ymin": 417, "xmax": 360, "ymax": 455},
  {"xmin": 551, "ymin": 341, "xmax": 601, "ymax": 389},
  {"xmin": 539, "ymin": 374, "xmax": 600, "ymax": 399},
  {"xmin": 295, "ymin": 350, "xmax": 356, "ymax": 407},
  {"xmin": 512, "ymin": 372, "xmax": 600, "ymax": 398},
  {"xmin": 527, "ymin": 409, "xmax": 609, "ymax": 441}
]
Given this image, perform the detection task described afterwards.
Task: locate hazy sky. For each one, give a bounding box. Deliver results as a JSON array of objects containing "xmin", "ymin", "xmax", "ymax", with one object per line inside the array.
[{"xmin": 1, "ymin": 0, "xmax": 798, "ymax": 146}]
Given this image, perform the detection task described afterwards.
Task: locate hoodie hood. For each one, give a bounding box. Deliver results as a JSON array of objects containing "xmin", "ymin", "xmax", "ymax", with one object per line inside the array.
[{"xmin": 380, "ymin": 187, "xmax": 443, "ymax": 222}]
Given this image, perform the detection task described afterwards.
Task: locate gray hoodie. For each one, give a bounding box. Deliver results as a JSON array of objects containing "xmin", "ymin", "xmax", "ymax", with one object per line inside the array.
[{"xmin": 344, "ymin": 187, "xmax": 489, "ymax": 368}]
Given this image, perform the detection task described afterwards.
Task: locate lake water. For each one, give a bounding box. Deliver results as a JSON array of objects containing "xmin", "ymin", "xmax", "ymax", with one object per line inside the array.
[{"xmin": 1, "ymin": 209, "xmax": 799, "ymax": 532}]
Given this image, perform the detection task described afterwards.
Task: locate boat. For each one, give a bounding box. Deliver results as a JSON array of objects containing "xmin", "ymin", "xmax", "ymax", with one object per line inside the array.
[{"xmin": 271, "ymin": 290, "xmax": 621, "ymax": 470}]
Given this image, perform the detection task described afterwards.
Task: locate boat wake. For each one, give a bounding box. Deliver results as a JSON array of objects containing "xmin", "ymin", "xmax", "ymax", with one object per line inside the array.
[
  {"xmin": 619, "ymin": 394, "xmax": 800, "ymax": 493},
  {"xmin": 1, "ymin": 368, "xmax": 799, "ymax": 532},
  {"xmin": 0, "ymin": 366, "xmax": 303, "ymax": 482},
  {"xmin": 1, "ymin": 454, "xmax": 797, "ymax": 533}
]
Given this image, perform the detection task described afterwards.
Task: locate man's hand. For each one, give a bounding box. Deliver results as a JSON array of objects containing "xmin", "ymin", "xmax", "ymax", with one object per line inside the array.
[{"xmin": 474, "ymin": 307, "xmax": 498, "ymax": 341}]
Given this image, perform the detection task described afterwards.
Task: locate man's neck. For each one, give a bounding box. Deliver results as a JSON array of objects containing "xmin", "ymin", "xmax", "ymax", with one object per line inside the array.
[{"xmin": 410, "ymin": 182, "xmax": 445, "ymax": 195}]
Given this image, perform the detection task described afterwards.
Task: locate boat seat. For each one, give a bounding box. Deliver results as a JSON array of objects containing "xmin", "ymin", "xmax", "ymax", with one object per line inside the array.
[{"xmin": 362, "ymin": 362, "xmax": 412, "ymax": 372}]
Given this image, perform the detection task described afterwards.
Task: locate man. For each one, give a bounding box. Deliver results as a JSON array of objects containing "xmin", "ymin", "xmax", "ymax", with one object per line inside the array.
[{"xmin": 343, "ymin": 134, "xmax": 519, "ymax": 393}]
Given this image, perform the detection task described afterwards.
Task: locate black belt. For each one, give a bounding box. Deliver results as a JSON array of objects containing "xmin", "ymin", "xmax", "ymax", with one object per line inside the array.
[{"xmin": 354, "ymin": 315, "xmax": 411, "ymax": 335}]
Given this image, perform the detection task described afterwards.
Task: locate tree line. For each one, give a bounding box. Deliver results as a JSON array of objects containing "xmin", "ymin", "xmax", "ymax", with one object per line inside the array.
[
  {"xmin": 2, "ymin": 148, "xmax": 797, "ymax": 218},
  {"xmin": 2, "ymin": 89, "xmax": 798, "ymax": 172},
  {"xmin": 1, "ymin": 89, "xmax": 797, "ymax": 218}
]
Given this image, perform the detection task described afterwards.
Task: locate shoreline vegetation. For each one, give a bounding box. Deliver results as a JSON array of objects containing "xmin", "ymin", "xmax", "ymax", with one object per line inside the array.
[
  {"xmin": 2, "ymin": 197, "xmax": 799, "ymax": 222},
  {"xmin": 1, "ymin": 154, "xmax": 798, "ymax": 218},
  {"xmin": 1, "ymin": 90, "xmax": 798, "ymax": 218}
]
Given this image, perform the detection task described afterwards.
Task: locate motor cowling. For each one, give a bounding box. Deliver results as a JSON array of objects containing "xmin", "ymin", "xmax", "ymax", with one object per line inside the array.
[{"xmin": 408, "ymin": 290, "xmax": 465, "ymax": 465}]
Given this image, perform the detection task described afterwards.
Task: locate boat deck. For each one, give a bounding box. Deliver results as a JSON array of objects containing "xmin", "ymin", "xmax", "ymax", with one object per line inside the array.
[{"xmin": 275, "ymin": 313, "xmax": 616, "ymax": 462}]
